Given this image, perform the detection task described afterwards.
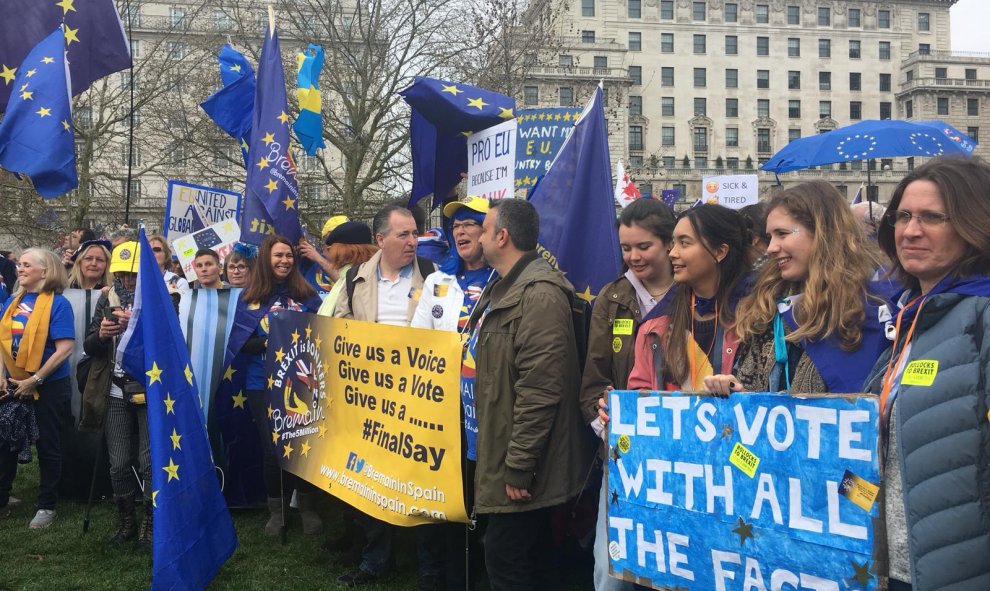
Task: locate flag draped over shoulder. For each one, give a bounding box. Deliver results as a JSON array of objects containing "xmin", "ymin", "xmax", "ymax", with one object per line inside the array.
[
  {"xmin": 528, "ymin": 86, "xmax": 621, "ymax": 302},
  {"xmin": 293, "ymin": 44, "xmax": 325, "ymax": 155},
  {"xmin": 0, "ymin": 0, "xmax": 130, "ymax": 113},
  {"xmin": 241, "ymin": 25, "xmax": 303, "ymax": 245},
  {"xmin": 400, "ymin": 77, "xmax": 515, "ymax": 209},
  {"xmin": 200, "ymin": 44, "xmax": 255, "ymax": 166},
  {"xmin": 118, "ymin": 230, "xmax": 237, "ymax": 591},
  {"xmin": 0, "ymin": 26, "xmax": 77, "ymax": 198}
]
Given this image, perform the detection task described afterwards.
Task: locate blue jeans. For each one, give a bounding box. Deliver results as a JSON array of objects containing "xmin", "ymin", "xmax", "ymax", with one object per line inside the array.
[{"xmin": 594, "ymin": 478, "xmax": 638, "ymax": 591}]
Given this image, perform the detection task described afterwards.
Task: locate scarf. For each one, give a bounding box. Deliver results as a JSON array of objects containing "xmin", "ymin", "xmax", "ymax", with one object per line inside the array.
[{"xmin": 0, "ymin": 291, "xmax": 54, "ymax": 379}]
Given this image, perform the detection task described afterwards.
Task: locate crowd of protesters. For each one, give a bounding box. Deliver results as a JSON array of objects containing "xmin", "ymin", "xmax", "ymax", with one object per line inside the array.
[{"xmin": 0, "ymin": 156, "xmax": 988, "ymax": 591}]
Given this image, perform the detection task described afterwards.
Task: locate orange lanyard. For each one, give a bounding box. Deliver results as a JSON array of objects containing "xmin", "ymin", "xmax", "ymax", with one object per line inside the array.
[
  {"xmin": 688, "ymin": 293, "xmax": 719, "ymax": 389},
  {"xmin": 879, "ymin": 295, "xmax": 927, "ymax": 413}
]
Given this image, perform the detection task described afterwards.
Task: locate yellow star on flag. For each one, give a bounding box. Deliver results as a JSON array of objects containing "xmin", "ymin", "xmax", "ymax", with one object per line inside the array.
[
  {"xmin": 147, "ymin": 362, "xmax": 163, "ymax": 385},
  {"xmin": 265, "ymin": 179, "xmax": 279, "ymax": 193},
  {"xmin": 516, "ymin": 116, "xmax": 523, "ymax": 124},
  {"xmin": 151, "ymin": 490, "xmax": 159, "ymax": 508},
  {"xmin": 230, "ymin": 64, "xmax": 241, "ymax": 72},
  {"xmin": 231, "ymin": 391, "xmax": 247, "ymax": 409},
  {"xmin": 36, "ymin": 107, "xmax": 51, "ymax": 117},
  {"xmin": 61, "ymin": 120, "xmax": 70, "ymax": 131},
  {"xmin": 283, "ymin": 442, "xmax": 294, "ymax": 458},
  {"xmin": 255, "ymin": 156, "xmax": 268, "ymax": 171},
  {"xmin": 282, "ymin": 196, "xmax": 296, "ymax": 210},
  {"xmin": 26, "ymin": 69, "xmax": 37, "ymax": 78},
  {"xmin": 538, "ymin": 113, "xmax": 546, "ymax": 121},
  {"xmin": 56, "ymin": 0, "xmax": 76, "ymax": 14},
  {"xmin": 441, "ymin": 84, "xmax": 462, "ymax": 95},
  {"xmin": 554, "ymin": 113, "xmax": 562, "ymax": 121},
  {"xmin": 305, "ymin": 325, "xmax": 312, "ymax": 340},
  {"xmin": 20, "ymin": 91, "xmax": 32, "ymax": 100},
  {"xmin": 170, "ymin": 429, "xmax": 182, "ymax": 450},
  {"xmin": 267, "ymin": 404, "xmax": 274, "ymax": 418},
  {"xmin": 460, "ymin": 131, "xmax": 472, "ymax": 137},
  {"xmin": 499, "ymin": 107, "xmax": 514, "ymax": 119},
  {"xmin": 318, "ymin": 423, "xmax": 327, "ymax": 438},
  {"xmin": 223, "ymin": 366, "xmax": 236, "ymax": 382},
  {"xmin": 64, "ymin": 27, "xmax": 79, "ymax": 45},
  {"xmin": 300, "ymin": 440, "xmax": 311, "ymax": 457},
  {"xmin": 261, "ymin": 131, "xmax": 275, "ymax": 145},
  {"xmin": 41, "ymin": 57, "xmax": 54, "ymax": 65},
  {"xmin": 0, "ymin": 65, "xmax": 15, "ymax": 85},
  {"xmin": 163, "ymin": 458, "xmax": 180, "ymax": 482},
  {"xmin": 515, "ymin": 178, "xmax": 521, "ymax": 188},
  {"xmin": 313, "ymin": 336, "xmax": 322, "ymax": 349},
  {"xmin": 266, "ymin": 374, "xmax": 275, "ymax": 389},
  {"xmin": 278, "ymin": 111, "xmax": 289, "ymax": 123},
  {"xmin": 163, "ymin": 393, "xmax": 176, "ymax": 414},
  {"xmin": 19, "ymin": 83, "xmax": 28, "ymax": 91},
  {"xmin": 576, "ymin": 285, "xmax": 596, "ymax": 303},
  {"xmin": 274, "ymin": 348, "xmax": 286, "ymax": 363},
  {"xmin": 272, "ymin": 429, "xmax": 279, "ymax": 443},
  {"xmin": 291, "ymin": 329, "xmax": 300, "ymax": 344},
  {"xmin": 184, "ymin": 364, "xmax": 194, "ymax": 385},
  {"xmin": 467, "ymin": 97, "xmax": 488, "ymax": 110},
  {"xmin": 562, "ymin": 112, "xmax": 572, "ymax": 121}
]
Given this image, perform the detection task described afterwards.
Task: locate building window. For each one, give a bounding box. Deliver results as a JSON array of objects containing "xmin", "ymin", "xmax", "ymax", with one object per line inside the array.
[
  {"xmin": 214, "ymin": 9, "xmax": 233, "ymax": 31},
  {"xmin": 559, "ymin": 54, "xmax": 573, "ymax": 67},
  {"xmin": 919, "ymin": 44, "xmax": 931, "ymax": 55},
  {"xmin": 694, "ymin": 128, "xmax": 708, "ymax": 151},
  {"xmin": 169, "ymin": 7, "xmax": 187, "ymax": 29},
  {"xmin": 968, "ymin": 98, "xmax": 979, "ymax": 116},
  {"xmin": 726, "ymin": 127, "xmax": 739, "ymax": 147},
  {"xmin": 965, "ymin": 68, "xmax": 977, "ymax": 80},
  {"xmin": 725, "ymin": 35, "xmax": 738, "ymax": 55},
  {"xmin": 935, "ymin": 67, "xmax": 947, "ymax": 79},
  {"xmin": 820, "ymin": 100, "xmax": 832, "ymax": 118},
  {"xmin": 818, "ymin": 7, "xmax": 830, "ymax": 26},
  {"xmin": 661, "ymin": 0, "xmax": 673, "ymax": 19},
  {"xmin": 661, "ymin": 67, "xmax": 674, "ymax": 86},
  {"xmin": 789, "ymin": 100, "xmax": 801, "ymax": 118},
  {"xmin": 628, "ymin": 32, "xmax": 641, "ymax": 51},
  {"xmin": 787, "ymin": 5, "xmax": 799, "ymax": 25},
  {"xmin": 848, "ymin": 8, "xmax": 861, "ymax": 27},
  {"xmin": 694, "ymin": 97, "xmax": 707, "ymax": 116},
  {"xmin": 628, "ymin": 0, "xmax": 641, "ymax": 18},
  {"xmin": 879, "ymin": 73, "xmax": 891, "ymax": 92},
  {"xmin": 628, "ymin": 156, "xmax": 643, "ymax": 168},
  {"xmin": 523, "ymin": 86, "xmax": 539, "ymax": 105},
  {"xmin": 757, "ymin": 99, "xmax": 770, "ymax": 118},
  {"xmin": 559, "ymin": 87, "xmax": 573, "ymax": 106},
  {"xmin": 850, "ymin": 72, "xmax": 861, "ymax": 91},
  {"xmin": 906, "ymin": 70, "xmax": 914, "ymax": 82},
  {"xmin": 662, "ymin": 126, "xmax": 675, "ymax": 146},
  {"xmin": 757, "ymin": 128, "xmax": 772, "ymax": 152},
  {"xmin": 819, "ymin": 39, "xmax": 831, "ymax": 58},
  {"xmin": 581, "ymin": 30, "xmax": 595, "ymax": 43},
  {"xmin": 918, "ymin": 12, "xmax": 930, "ymax": 31},
  {"xmin": 629, "ymin": 126, "xmax": 644, "ymax": 151},
  {"xmin": 593, "ymin": 55, "xmax": 608, "ymax": 69},
  {"xmin": 694, "ymin": 68, "xmax": 707, "ymax": 87},
  {"xmin": 849, "ymin": 40, "xmax": 861, "ymax": 59},
  {"xmin": 937, "ymin": 97, "xmax": 949, "ymax": 115},
  {"xmin": 629, "ymin": 66, "xmax": 642, "ymax": 85},
  {"xmin": 694, "ymin": 34, "xmax": 706, "ymax": 54},
  {"xmin": 756, "ymin": 4, "xmax": 769, "ymax": 23},
  {"xmin": 850, "ymin": 101, "xmax": 862, "ymax": 120},
  {"xmin": 727, "ymin": 157, "xmax": 739, "ymax": 169},
  {"xmin": 789, "ymin": 128, "xmax": 801, "ymax": 143},
  {"xmin": 725, "ymin": 3, "xmax": 738, "ymax": 22},
  {"xmin": 726, "ymin": 98, "xmax": 739, "ymax": 117},
  {"xmin": 582, "ymin": 0, "xmax": 595, "ymax": 16},
  {"xmin": 693, "ymin": 1, "xmax": 706, "ymax": 21},
  {"xmin": 819, "ymin": 71, "xmax": 831, "ymax": 90},
  {"xmin": 662, "ymin": 97, "xmax": 675, "ymax": 116},
  {"xmin": 628, "ymin": 95, "xmax": 642, "ymax": 116},
  {"xmin": 757, "ymin": 69, "xmax": 769, "ymax": 89},
  {"xmin": 122, "ymin": 179, "xmax": 142, "ymax": 202},
  {"xmin": 878, "ymin": 10, "xmax": 890, "ymax": 29},
  {"xmin": 661, "ymin": 33, "xmax": 674, "ymax": 53},
  {"xmin": 663, "ymin": 156, "xmax": 676, "ymax": 168},
  {"xmin": 167, "ymin": 41, "xmax": 186, "ymax": 60},
  {"xmin": 788, "ymin": 38, "xmax": 800, "ymax": 57},
  {"xmin": 788, "ymin": 71, "xmax": 800, "ymax": 89},
  {"xmin": 879, "ymin": 41, "xmax": 891, "ymax": 60},
  {"xmin": 906, "ymin": 100, "xmax": 914, "ymax": 118},
  {"xmin": 967, "ymin": 127, "xmax": 979, "ymax": 143},
  {"xmin": 757, "ymin": 37, "xmax": 769, "ymax": 56},
  {"xmin": 880, "ymin": 102, "xmax": 892, "ymax": 120},
  {"xmin": 726, "ymin": 68, "xmax": 738, "ymax": 88}
]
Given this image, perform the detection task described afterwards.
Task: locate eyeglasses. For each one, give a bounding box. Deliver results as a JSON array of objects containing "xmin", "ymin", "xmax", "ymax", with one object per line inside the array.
[
  {"xmin": 884, "ymin": 210, "xmax": 950, "ymax": 228},
  {"xmin": 151, "ymin": 246, "xmax": 164, "ymax": 253},
  {"xmin": 227, "ymin": 264, "xmax": 248, "ymax": 271},
  {"xmin": 451, "ymin": 220, "xmax": 481, "ymax": 231}
]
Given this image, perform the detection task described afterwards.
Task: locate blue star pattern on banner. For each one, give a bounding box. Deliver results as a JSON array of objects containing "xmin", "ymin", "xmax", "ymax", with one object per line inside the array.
[
  {"xmin": 201, "ymin": 44, "xmax": 256, "ymax": 167},
  {"xmin": 0, "ymin": 26, "xmax": 77, "ymax": 198},
  {"xmin": 241, "ymin": 24, "xmax": 303, "ymax": 245},
  {"xmin": 0, "ymin": 0, "xmax": 130, "ymax": 113},
  {"xmin": 118, "ymin": 229, "xmax": 237, "ymax": 591}
]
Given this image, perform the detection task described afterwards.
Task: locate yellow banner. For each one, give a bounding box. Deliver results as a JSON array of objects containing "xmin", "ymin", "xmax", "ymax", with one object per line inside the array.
[{"xmin": 266, "ymin": 312, "xmax": 467, "ymax": 525}]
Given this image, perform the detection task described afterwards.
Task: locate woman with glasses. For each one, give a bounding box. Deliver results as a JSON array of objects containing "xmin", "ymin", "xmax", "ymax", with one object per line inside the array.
[
  {"xmin": 223, "ymin": 243, "xmax": 256, "ymax": 289},
  {"xmin": 147, "ymin": 235, "xmax": 188, "ymax": 296},
  {"xmin": 861, "ymin": 157, "xmax": 990, "ymax": 590},
  {"xmin": 705, "ymin": 181, "xmax": 889, "ymax": 396}
]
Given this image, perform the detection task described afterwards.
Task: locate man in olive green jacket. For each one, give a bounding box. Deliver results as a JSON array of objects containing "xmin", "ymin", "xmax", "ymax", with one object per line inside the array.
[{"xmin": 469, "ymin": 198, "xmax": 588, "ymax": 591}]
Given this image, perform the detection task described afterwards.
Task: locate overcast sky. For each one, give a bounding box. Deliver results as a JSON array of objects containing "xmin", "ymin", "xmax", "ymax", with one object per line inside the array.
[{"xmin": 952, "ymin": 0, "xmax": 990, "ymax": 52}]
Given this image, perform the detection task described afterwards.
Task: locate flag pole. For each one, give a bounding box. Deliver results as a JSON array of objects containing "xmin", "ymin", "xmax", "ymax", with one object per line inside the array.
[{"xmin": 268, "ymin": 4, "xmax": 275, "ymax": 37}]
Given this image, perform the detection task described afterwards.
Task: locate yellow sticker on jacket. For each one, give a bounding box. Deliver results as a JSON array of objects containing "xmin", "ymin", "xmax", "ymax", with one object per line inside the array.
[
  {"xmin": 838, "ymin": 469, "xmax": 880, "ymax": 512},
  {"xmin": 612, "ymin": 319, "xmax": 634, "ymax": 335},
  {"xmin": 408, "ymin": 287, "xmax": 423, "ymax": 302},
  {"xmin": 433, "ymin": 284, "xmax": 449, "ymax": 298},
  {"xmin": 729, "ymin": 442, "xmax": 760, "ymax": 478},
  {"xmin": 901, "ymin": 360, "xmax": 938, "ymax": 386},
  {"xmin": 612, "ymin": 337, "xmax": 622, "ymax": 353}
]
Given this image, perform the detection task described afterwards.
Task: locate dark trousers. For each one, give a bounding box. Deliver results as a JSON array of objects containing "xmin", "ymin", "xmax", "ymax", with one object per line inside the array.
[
  {"xmin": 356, "ymin": 515, "xmax": 443, "ymax": 577},
  {"xmin": 890, "ymin": 580, "xmax": 912, "ymax": 591},
  {"xmin": 104, "ymin": 396, "xmax": 151, "ymax": 500},
  {"xmin": 483, "ymin": 507, "xmax": 554, "ymax": 591},
  {"xmin": 0, "ymin": 377, "xmax": 72, "ymax": 510}
]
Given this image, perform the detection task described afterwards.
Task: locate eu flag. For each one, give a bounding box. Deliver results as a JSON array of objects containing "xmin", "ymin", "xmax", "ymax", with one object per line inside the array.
[
  {"xmin": 400, "ymin": 77, "xmax": 516, "ymax": 209},
  {"xmin": 200, "ymin": 44, "xmax": 255, "ymax": 166},
  {"xmin": 0, "ymin": 0, "xmax": 130, "ymax": 113},
  {"xmin": 528, "ymin": 86, "xmax": 621, "ymax": 302},
  {"xmin": 0, "ymin": 26, "xmax": 77, "ymax": 198},
  {"xmin": 118, "ymin": 228, "xmax": 237, "ymax": 591},
  {"xmin": 241, "ymin": 25, "xmax": 303, "ymax": 245}
]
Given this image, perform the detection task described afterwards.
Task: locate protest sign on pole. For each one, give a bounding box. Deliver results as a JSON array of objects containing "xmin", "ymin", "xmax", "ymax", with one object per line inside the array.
[
  {"xmin": 266, "ymin": 313, "xmax": 468, "ymax": 526},
  {"xmin": 514, "ymin": 107, "xmax": 579, "ymax": 195},
  {"xmin": 164, "ymin": 180, "xmax": 242, "ymax": 240},
  {"xmin": 701, "ymin": 174, "xmax": 759, "ymax": 209},
  {"xmin": 467, "ymin": 119, "xmax": 516, "ymax": 200},
  {"xmin": 606, "ymin": 390, "xmax": 881, "ymax": 590},
  {"xmin": 171, "ymin": 219, "xmax": 241, "ymax": 281}
]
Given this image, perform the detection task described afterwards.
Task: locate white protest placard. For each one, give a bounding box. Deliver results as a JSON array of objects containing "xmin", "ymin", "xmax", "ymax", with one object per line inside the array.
[
  {"xmin": 164, "ymin": 180, "xmax": 242, "ymax": 240},
  {"xmin": 701, "ymin": 174, "xmax": 758, "ymax": 209},
  {"xmin": 171, "ymin": 219, "xmax": 241, "ymax": 281},
  {"xmin": 467, "ymin": 119, "xmax": 516, "ymax": 200}
]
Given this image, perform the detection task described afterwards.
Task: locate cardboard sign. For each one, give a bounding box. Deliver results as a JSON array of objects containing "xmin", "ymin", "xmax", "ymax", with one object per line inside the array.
[
  {"xmin": 171, "ymin": 219, "xmax": 240, "ymax": 281},
  {"xmin": 164, "ymin": 180, "xmax": 241, "ymax": 240},
  {"xmin": 701, "ymin": 174, "xmax": 758, "ymax": 209},
  {"xmin": 467, "ymin": 119, "xmax": 516, "ymax": 200}
]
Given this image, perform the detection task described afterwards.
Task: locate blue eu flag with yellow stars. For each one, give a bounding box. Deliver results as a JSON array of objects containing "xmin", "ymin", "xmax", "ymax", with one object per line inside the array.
[
  {"xmin": 0, "ymin": 26, "xmax": 77, "ymax": 199},
  {"xmin": 400, "ymin": 77, "xmax": 515, "ymax": 209},
  {"xmin": 241, "ymin": 24, "xmax": 303, "ymax": 245},
  {"xmin": 118, "ymin": 228, "xmax": 237, "ymax": 591},
  {"xmin": 0, "ymin": 0, "xmax": 130, "ymax": 113},
  {"xmin": 200, "ymin": 44, "xmax": 256, "ymax": 166}
]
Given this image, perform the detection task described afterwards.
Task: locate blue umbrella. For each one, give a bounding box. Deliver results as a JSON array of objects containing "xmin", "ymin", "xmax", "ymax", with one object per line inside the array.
[{"xmin": 761, "ymin": 119, "xmax": 977, "ymax": 174}]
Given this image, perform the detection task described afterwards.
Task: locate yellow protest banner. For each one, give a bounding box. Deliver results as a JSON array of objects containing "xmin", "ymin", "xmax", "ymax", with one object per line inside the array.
[{"xmin": 265, "ymin": 312, "xmax": 467, "ymax": 525}]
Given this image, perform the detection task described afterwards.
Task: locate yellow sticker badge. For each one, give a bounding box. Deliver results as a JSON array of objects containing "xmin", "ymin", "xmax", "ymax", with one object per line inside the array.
[
  {"xmin": 729, "ymin": 442, "xmax": 760, "ymax": 478},
  {"xmin": 612, "ymin": 319, "xmax": 634, "ymax": 336},
  {"xmin": 837, "ymin": 470, "xmax": 880, "ymax": 512},
  {"xmin": 901, "ymin": 360, "xmax": 938, "ymax": 386},
  {"xmin": 617, "ymin": 434, "xmax": 631, "ymax": 454},
  {"xmin": 434, "ymin": 284, "xmax": 449, "ymax": 298},
  {"xmin": 612, "ymin": 337, "xmax": 622, "ymax": 353}
]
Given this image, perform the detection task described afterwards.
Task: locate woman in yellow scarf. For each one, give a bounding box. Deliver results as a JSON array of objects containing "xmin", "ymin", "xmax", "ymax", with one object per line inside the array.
[{"xmin": 0, "ymin": 248, "xmax": 75, "ymax": 529}]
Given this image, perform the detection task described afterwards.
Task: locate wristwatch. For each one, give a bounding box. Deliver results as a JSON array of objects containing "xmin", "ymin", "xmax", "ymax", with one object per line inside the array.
[{"xmin": 33, "ymin": 375, "xmax": 44, "ymax": 385}]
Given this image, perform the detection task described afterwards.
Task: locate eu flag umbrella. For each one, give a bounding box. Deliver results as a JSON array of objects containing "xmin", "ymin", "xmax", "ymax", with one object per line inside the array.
[{"xmin": 761, "ymin": 119, "xmax": 976, "ymax": 174}]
